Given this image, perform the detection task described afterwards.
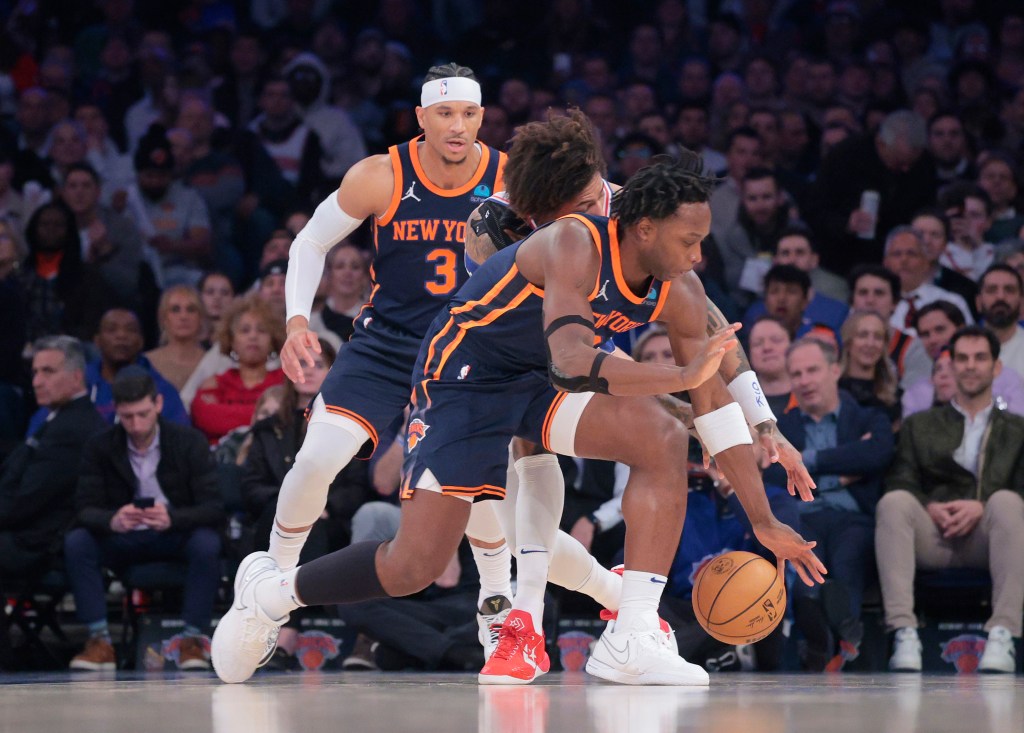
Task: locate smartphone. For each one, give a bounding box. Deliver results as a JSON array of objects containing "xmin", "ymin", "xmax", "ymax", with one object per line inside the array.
[{"xmin": 133, "ymin": 497, "xmax": 155, "ymax": 509}]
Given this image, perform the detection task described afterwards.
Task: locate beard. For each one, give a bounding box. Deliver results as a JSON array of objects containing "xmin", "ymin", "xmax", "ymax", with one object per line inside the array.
[{"xmin": 984, "ymin": 302, "xmax": 1018, "ymax": 329}]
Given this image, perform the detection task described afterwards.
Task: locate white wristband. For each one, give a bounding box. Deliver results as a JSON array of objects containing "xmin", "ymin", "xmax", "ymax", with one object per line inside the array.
[
  {"xmin": 285, "ymin": 192, "xmax": 364, "ymax": 323},
  {"xmin": 727, "ymin": 371, "xmax": 777, "ymax": 428},
  {"xmin": 693, "ymin": 402, "xmax": 753, "ymax": 456}
]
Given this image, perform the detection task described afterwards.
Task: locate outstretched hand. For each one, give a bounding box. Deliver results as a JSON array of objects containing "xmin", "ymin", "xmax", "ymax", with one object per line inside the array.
[
  {"xmin": 681, "ymin": 323, "xmax": 741, "ymax": 391},
  {"xmin": 281, "ymin": 326, "xmax": 322, "ymax": 383},
  {"xmin": 757, "ymin": 424, "xmax": 816, "ymax": 502},
  {"xmin": 753, "ymin": 519, "xmax": 827, "ymax": 587}
]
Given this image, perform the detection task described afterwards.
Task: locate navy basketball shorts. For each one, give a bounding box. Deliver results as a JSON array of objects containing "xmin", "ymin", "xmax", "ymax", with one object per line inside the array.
[{"xmin": 400, "ymin": 369, "xmax": 595, "ymax": 503}]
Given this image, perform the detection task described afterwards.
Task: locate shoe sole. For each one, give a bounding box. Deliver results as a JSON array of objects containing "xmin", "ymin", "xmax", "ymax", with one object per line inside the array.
[
  {"xmin": 69, "ymin": 661, "xmax": 115, "ymax": 671},
  {"xmin": 178, "ymin": 660, "xmax": 212, "ymax": 671},
  {"xmin": 585, "ymin": 656, "xmax": 709, "ymax": 686},
  {"xmin": 477, "ymin": 669, "xmax": 544, "ymax": 685}
]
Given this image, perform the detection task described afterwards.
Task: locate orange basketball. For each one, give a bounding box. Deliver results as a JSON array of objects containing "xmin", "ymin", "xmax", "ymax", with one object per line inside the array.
[{"xmin": 691, "ymin": 550, "xmax": 786, "ymax": 644}]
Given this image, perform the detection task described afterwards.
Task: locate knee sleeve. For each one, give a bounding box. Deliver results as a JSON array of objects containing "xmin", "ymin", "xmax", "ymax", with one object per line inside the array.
[
  {"xmin": 465, "ymin": 500, "xmax": 506, "ymax": 544},
  {"xmin": 515, "ymin": 453, "xmax": 564, "ymax": 552},
  {"xmin": 275, "ymin": 418, "xmax": 368, "ymax": 528}
]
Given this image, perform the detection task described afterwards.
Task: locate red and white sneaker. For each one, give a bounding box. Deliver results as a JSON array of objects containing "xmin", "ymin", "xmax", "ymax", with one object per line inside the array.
[{"xmin": 478, "ymin": 610, "xmax": 550, "ymax": 685}]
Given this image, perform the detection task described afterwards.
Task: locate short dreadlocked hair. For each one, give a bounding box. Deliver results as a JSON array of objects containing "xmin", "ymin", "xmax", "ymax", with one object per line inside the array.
[
  {"xmin": 423, "ymin": 62, "xmax": 478, "ymax": 83},
  {"xmin": 503, "ymin": 108, "xmax": 606, "ymax": 222},
  {"xmin": 613, "ymin": 150, "xmax": 717, "ymax": 226}
]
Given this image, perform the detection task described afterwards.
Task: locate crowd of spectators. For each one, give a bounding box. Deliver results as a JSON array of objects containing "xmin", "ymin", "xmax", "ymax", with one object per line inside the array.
[{"xmin": 3, "ymin": 0, "xmax": 1024, "ymax": 674}]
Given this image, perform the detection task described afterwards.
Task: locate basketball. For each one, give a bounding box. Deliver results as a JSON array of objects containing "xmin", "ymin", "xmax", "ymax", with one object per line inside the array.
[{"xmin": 692, "ymin": 551, "xmax": 787, "ymax": 645}]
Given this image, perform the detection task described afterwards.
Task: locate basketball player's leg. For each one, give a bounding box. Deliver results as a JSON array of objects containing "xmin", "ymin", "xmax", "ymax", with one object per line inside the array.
[
  {"xmin": 212, "ymin": 478, "xmax": 473, "ymax": 683},
  {"xmin": 268, "ymin": 395, "xmax": 372, "ymax": 571},
  {"xmin": 569, "ymin": 393, "xmax": 709, "ymax": 685}
]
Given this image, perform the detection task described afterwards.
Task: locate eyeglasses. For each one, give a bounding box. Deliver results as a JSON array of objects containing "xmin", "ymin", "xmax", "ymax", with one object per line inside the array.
[{"xmin": 168, "ymin": 304, "xmax": 200, "ymax": 313}]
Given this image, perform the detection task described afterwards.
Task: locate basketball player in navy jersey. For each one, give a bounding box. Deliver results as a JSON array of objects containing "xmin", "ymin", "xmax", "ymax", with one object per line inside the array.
[
  {"xmin": 210, "ymin": 63, "xmax": 505, "ymax": 682},
  {"xmin": 212, "ymin": 154, "xmax": 825, "ymax": 687},
  {"xmin": 458, "ymin": 112, "xmax": 816, "ymax": 681}
]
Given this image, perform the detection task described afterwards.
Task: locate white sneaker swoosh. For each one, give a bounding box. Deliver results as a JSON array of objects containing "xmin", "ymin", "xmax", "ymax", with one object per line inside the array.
[{"xmin": 601, "ymin": 637, "xmax": 631, "ymax": 666}]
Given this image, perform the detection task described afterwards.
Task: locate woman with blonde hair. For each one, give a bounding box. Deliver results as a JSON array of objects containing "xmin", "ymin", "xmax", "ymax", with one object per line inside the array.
[
  {"xmin": 191, "ymin": 295, "xmax": 285, "ymax": 443},
  {"xmin": 838, "ymin": 310, "xmax": 901, "ymax": 425},
  {"xmin": 145, "ymin": 285, "xmax": 207, "ymax": 391}
]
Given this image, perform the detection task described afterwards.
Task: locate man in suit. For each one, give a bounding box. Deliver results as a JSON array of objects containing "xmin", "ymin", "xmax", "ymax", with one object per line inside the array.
[
  {"xmin": 770, "ymin": 336, "xmax": 895, "ymax": 671},
  {"xmin": 64, "ymin": 368, "xmax": 223, "ymax": 671},
  {"xmin": 878, "ymin": 325, "xmax": 1024, "ymax": 673},
  {"xmin": 0, "ymin": 336, "xmax": 106, "ymax": 576}
]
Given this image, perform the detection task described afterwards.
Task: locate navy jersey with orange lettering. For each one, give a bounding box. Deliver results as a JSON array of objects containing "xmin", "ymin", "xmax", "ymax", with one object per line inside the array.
[
  {"xmin": 317, "ymin": 137, "xmax": 505, "ymax": 457},
  {"xmin": 418, "ymin": 213, "xmax": 672, "ymax": 380},
  {"xmin": 402, "ymin": 214, "xmax": 671, "ymax": 500},
  {"xmin": 367, "ymin": 135, "xmax": 506, "ymax": 337}
]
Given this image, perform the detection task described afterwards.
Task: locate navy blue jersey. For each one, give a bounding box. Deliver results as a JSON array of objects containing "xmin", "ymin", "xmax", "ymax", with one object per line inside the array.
[
  {"xmin": 418, "ymin": 213, "xmax": 672, "ymax": 380},
  {"xmin": 367, "ymin": 136, "xmax": 506, "ymax": 338}
]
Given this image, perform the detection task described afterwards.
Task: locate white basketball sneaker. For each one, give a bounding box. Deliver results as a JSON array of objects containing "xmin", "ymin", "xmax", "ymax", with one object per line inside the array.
[
  {"xmin": 586, "ymin": 621, "xmax": 709, "ymax": 686},
  {"xmin": 212, "ymin": 552, "xmax": 288, "ymax": 684},
  {"xmin": 888, "ymin": 627, "xmax": 923, "ymax": 672},
  {"xmin": 477, "ymin": 594, "xmax": 512, "ymax": 659}
]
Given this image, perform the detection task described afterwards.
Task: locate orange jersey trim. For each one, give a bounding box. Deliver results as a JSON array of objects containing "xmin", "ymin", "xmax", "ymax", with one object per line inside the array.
[
  {"xmin": 461, "ymin": 283, "xmax": 535, "ymax": 330},
  {"xmin": 493, "ymin": 152, "xmax": 507, "ymax": 194},
  {"xmin": 424, "ymin": 317, "xmax": 457, "ymax": 376},
  {"xmin": 649, "ymin": 279, "xmax": 673, "ymax": 322},
  {"xmin": 322, "ymin": 405, "xmax": 379, "ymax": 449},
  {"xmin": 409, "ymin": 136, "xmax": 492, "ymax": 198},
  {"xmin": 561, "ymin": 214, "xmax": 604, "ymax": 299},
  {"xmin": 442, "ymin": 485, "xmax": 506, "ymax": 498},
  {"xmin": 609, "ymin": 219, "xmax": 646, "ymax": 305},
  {"xmin": 451, "ymin": 265, "xmax": 522, "ymax": 316},
  {"xmin": 432, "ymin": 329, "xmax": 467, "ymax": 379},
  {"xmin": 541, "ymin": 392, "xmax": 569, "ymax": 451},
  {"xmin": 376, "ymin": 146, "xmax": 404, "ymax": 227}
]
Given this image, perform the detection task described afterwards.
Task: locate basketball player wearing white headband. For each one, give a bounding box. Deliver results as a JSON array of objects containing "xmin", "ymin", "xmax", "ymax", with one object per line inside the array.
[{"xmin": 212, "ymin": 63, "xmax": 508, "ymax": 683}]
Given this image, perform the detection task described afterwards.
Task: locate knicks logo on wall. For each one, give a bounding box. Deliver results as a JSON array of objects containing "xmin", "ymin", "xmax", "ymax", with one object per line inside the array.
[
  {"xmin": 408, "ymin": 418, "xmax": 430, "ymax": 449},
  {"xmin": 941, "ymin": 634, "xmax": 987, "ymax": 674},
  {"xmin": 295, "ymin": 631, "xmax": 342, "ymax": 671}
]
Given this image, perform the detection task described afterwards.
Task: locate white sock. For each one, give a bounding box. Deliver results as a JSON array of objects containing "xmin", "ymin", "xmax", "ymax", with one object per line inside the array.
[
  {"xmin": 254, "ymin": 568, "xmax": 304, "ymax": 621},
  {"xmin": 548, "ymin": 534, "xmax": 623, "ymax": 610},
  {"xmin": 512, "ymin": 455, "xmax": 563, "ymax": 630},
  {"xmin": 616, "ymin": 570, "xmax": 666, "ymax": 632},
  {"xmin": 470, "ymin": 542, "xmax": 513, "ymax": 608},
  {"xmin": 268, "ymin": 525, "xmax": 310, "ymax": 574}
]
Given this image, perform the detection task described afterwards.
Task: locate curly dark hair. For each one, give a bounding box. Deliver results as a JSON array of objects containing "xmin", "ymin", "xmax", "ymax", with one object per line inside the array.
[
  {"xmin": 423, "ymin": 62, "xmax": 478, "ymax": 83},
  {"xmin": 503, "ymin": 108, "xmax": 606, "ymax": 221},
  {"xmin": 613, "ymin": 151, "xmax": 717, "ymax": 226}
]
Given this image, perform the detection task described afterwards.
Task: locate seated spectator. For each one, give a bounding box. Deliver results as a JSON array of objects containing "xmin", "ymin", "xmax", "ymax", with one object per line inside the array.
[
  {"xmin": 975, "ymin": 264, "xmax": 1024, "ymax": 380},
  {"xmin": 977, "ymin": 152, "xmax": 1024, "ymax": 243},
  {"xmin": 132, "ymin": 126, "xmax": 213, "ymax": 287},
  {"xmin": 883, "ymin": 226, "xmax": 973, "ymax": 333},
  {"xmin": 911, "ymin": 208, "xmax": 978, "ymax": 311},
  {"xmin": 849, "ymin": 264, "xmax": 932, "ymax": 389},
  {"xmin": 773, "ymin": 223, "xmax": 849, "ymax": 303},
  {"xmin": 59, "ymin": 162, "xmax": 152, "ymax": 311},
  {"xmin": 215, "ymin": 385, "xmax": 283, "ymax": 467},
  {"xmin": 0, "ymin": 148, "xmax": 28, "ymax": 233},
  {"xmin": 0, "ymin": 221, "xmax": 27, "ymax": 386},
  {"xmin": 243, "ymin": 340, "xmax": 375, "ymax": 667},
  {"xmin": 28, "ymin": 309, "xmax": 188, "ymax": 434},
  {"xmin": 713, "ymin": 167, "xmax": 793, "ymax": 304},
  {"xmin": 774, "ymin": 337, "xmax": 894, "ymax": 671},
  {"xmin": 878, "ymin": 325, "xmax": 1024, "ymax": 673},
  {"xmin": 0, "ymin": 337, "xmax": 105, "ymax": 578},
  {"xmin": 197, "ymin": 270, "xmax": 234, "ymax": 345},
  {"xmin": 144, "ymin": 286, "xmax": 207, "ymax": 392},
  {"xmin": 308, "ymin": 242, "xmax": 370, "ymax": 345},
  {"xmin": 903, "ymin": 300, "xmax": 1024, "ymax": 415},
  {"xmin": 938, "ymin": 182, "xmax": 995, "ymax": 281},
  {"xmin": 191, "ymin": 295, "xmax": 285, "ymax": 444},
  {"xmin": 838, "ymin": 310, "xmax": 902, "ymax": 425},
  {"xmin": 709, "ymin": 128, "xmax": 764, "ymax": 247},
  {"xmin": 745, "ymin": 264, "xmax": 841, "ymax": 341},
  {"xmin": 20, "ymin": 200, "xmax": 113, "ymax": 345},
  {"xmin": 255, "ymin": 258, "xmax": 287, "ymax": 322},
  {"xmin": 747, "ymin": 316, "xmax": 793, "ymax": 417},
  {"xmin": 65, "ymin": 369, "xmax": 224, "ymax": 671}
]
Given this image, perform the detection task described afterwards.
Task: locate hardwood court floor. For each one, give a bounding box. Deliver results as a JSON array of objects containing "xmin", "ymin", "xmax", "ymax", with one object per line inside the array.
[{"xmin": 1, "ymin": 671, "xmax": 1022, "ymax": 733}]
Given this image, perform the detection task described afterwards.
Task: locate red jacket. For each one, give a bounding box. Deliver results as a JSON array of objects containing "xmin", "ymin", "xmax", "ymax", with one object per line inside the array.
[{"xmin": 191, "ymin": 368, "xmax": 285, "ymax": 444}]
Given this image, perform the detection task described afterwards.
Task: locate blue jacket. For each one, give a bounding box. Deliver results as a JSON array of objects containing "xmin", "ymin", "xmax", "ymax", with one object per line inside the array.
[{"xmin": 765, "ymin": 390, "xmax": 895, "ymax": 515}]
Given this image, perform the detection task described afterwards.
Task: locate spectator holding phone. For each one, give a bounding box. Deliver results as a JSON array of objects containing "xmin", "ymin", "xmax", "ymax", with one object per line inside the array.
[{"xmin": 64, "ymin": 368, "xmax": 223, "ymax": 671}]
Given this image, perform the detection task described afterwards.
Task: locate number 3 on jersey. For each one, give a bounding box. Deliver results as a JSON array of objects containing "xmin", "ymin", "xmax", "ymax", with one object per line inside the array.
[{"xmin": 425, "ymin": 248, "xmax": 457, "ymax": 295}]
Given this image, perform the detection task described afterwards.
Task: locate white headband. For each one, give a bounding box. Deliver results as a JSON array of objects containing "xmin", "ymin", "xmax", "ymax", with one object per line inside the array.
[{"xmin": 420, "ymin": 77, "xmax": 482, "ymax": 108}]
